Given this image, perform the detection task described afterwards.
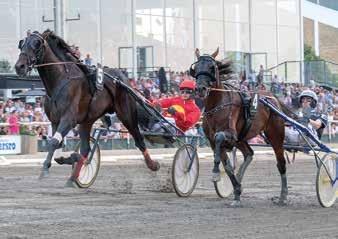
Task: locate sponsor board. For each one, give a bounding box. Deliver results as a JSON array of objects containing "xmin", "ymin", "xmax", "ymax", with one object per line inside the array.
[{"xmin": 0, "ymin": 135, "xmax": 21, "ymax": 154}]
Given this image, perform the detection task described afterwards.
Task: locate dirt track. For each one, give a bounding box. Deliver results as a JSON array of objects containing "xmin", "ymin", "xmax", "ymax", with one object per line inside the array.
[{"xmin": 0, "ymin": 153, "xmax": 338, "ymax": 239}]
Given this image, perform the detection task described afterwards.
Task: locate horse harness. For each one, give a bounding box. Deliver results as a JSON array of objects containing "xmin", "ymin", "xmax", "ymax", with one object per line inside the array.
[
  {"xmin": 191, "ymin": 55, "xmax": 256, "ymax": 141},
  {"xmin": 203, "ymin": 100, "xmax": 240, "ymax": 117},
  {"xmin": 203, "ymin": 83, "xmax": 241, "ymax": 117}
]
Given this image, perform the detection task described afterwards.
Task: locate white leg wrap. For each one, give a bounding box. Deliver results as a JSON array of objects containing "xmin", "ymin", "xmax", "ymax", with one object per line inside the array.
[{"xmin": 53, "ymin": 132, "xmax": 63, "ymax": 143}]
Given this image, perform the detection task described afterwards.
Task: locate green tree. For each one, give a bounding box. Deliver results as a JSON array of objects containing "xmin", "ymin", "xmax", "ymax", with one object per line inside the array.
[
  {"xmin": 304, "ymin": 44, "xmax": 338, "ymax": 88},
  {"xmin": 0, "ymin": 59, "xmax": 11, "ymax": 73},
  {"xmin": 304, "ymin": 44, "xmax": 322, "ymax": 61}
]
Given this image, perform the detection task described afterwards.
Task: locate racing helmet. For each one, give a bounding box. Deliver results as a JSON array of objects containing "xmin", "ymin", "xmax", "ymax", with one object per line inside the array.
[
  {"xmin": 299, "ymin": 90, "xmax": 318, "ymax": 108},
  {"xmin": 179, "ymin": 79, "xmax": 196, "ymax": 91}
]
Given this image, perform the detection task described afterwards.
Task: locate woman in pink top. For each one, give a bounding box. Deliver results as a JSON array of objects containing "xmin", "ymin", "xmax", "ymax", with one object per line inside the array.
[{"xmin": 8, "ymin": 110, "xmax": 19, "ymax": 135}]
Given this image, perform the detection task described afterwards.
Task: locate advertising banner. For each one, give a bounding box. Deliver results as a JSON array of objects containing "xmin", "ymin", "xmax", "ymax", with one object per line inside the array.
[{"xmin": 0, "ymin": 136, "xmax": 21, "ymax": 154}]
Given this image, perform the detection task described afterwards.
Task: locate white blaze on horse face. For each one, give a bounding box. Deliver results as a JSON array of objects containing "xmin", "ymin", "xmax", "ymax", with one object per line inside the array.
[{"xmin": 53, "ymin": 132, "xmax": 63, "ymax": 144}]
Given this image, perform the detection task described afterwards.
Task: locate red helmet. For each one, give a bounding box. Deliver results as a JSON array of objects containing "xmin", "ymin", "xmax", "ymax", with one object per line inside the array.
[{"xmin": 179, "ymin": 79, "xmax": 196, "ymax": 90}]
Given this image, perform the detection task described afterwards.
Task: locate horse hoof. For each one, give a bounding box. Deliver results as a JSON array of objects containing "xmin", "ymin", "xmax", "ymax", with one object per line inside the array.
[
  {"xmin": 278, "ymin": 200, "xmax": 287, "ymax": 206},
  {"xmin": 64, "ymin": 179, "xmax": 78, "ymax": 188},
  {"xmin": 151, "ymin": 161, "xmax": 160, "ymax": 171},
  {"xmin": 230, "ymin": 200, "xmax": 241, "ymax": 207},
  {"xmin": 211, "ymin": 172, "xmax": 221, "ymax": 182},
  {"xmin": 54, "ymin": 157, "xmax": 65, "ymax": 165},
  {"xmin": 39, "ymin": 170, "xmax": 49, "ymax": 179}
]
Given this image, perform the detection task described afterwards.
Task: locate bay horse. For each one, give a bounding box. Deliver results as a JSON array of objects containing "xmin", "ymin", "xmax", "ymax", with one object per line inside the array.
[
  {"xmin": 190, "ymin": 48, "xmax": 287, "ymax": 206},
  {"xmin": 15, "ymin": 30, "xmax": 159, "ymax": 187}
]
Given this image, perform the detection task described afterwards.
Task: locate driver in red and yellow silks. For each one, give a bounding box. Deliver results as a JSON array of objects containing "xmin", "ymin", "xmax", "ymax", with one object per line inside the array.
[{"xmin": 156, "ymin": 79, "xmax": 201, "ymax": 132}]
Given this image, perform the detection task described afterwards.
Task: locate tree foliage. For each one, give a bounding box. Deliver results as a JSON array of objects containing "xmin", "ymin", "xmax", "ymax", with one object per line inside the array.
[
  {"xmin": 304, "ymin": 44, "xmax": 322, "ymax": 61},
  {"xmin": 0, "ymin": 59, "xmax": 11, "ymax": 73}
]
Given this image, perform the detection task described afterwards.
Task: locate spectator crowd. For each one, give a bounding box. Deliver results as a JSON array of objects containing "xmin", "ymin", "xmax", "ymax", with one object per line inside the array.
[
  {"xmin": 5, "ymin": 52, "xmax": 338, "ymax": 141},
  {"xmin": 0, "ymin": 99, "xmax": 49, "ymax": 139},
  {"xmin": 0, "ymin": 67, "xmax": 338, "ymax": 139}
]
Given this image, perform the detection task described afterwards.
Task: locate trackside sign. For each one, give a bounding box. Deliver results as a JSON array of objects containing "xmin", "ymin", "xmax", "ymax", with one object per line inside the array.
[{"xmin": 0, "ymin": 136, "xmax": 21, "ymax": 154}]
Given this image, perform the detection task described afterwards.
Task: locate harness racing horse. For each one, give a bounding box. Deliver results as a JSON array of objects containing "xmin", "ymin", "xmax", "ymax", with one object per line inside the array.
[
  {"xmin": 190, "ymin": 48, "xmax": 288, "ymax": 206},
  {"xmin": 15, "ymin": 30, "xmax": 160, "ymax": 187}
]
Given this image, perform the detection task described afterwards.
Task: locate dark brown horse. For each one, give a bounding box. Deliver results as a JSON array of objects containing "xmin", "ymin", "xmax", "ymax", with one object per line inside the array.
[
  {"xmin": 190, "ymin": 48, "xmax": 287, "ymax": 206},
  {"xmin": 15, "ymin": 30, "xmax": 159, "ymax": 187}
]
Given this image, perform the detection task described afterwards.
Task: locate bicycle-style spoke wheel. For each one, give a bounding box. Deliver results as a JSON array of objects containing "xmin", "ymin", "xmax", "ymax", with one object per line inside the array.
[
  {"xmin": 172, "ymin": 144, "xmax": 199, "ymax": 197},
  {"xmin": 214, "ymin": 151, "xmax": 235, "ymax": 198},
  {"xmin": 214, "ymin": 168, "xmax": 233, "ymax": 198},
  {"xmin": 316, "ymin": 153, "xmax": 337, "ymax": 208},
  {"xmin": 73, "ymin": 137, "xmax": 101, "ymax": 188}
]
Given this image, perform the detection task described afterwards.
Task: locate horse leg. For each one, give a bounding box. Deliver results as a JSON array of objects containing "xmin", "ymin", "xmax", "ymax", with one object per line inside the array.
[
  {"xmin": 265, "ymin": 116, "xmax": 288, "ymax": 205},
  {"xmin": 117, "ymin": 113, "xmax": 160, "ymax": 171},
  {"xmin": 236, "ymin": 142, "xmax": 254, "ymax": 183},
  {"xmin": 39, "ymin": 118, "xmax": 75, "ymax": 179},
  {"xmin": 64, "ymin": 123, "xmax": 93, "ymax": 188},
  {"xmin": 211, "ymin": 131, "xmax": 225, "ymax": 182},
  {"xmin": 220, "ymin": 147, "xmax": 242, "ymax": 206},
  {"xmin": 39, "ymin": 123, "xmax": 57, "ymax": 179}
]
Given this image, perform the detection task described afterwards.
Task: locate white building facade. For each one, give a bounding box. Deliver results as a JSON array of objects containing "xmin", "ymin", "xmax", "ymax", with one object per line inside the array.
[{"xmin": 1, "ymin": 0, "xmax": 303, "ymax": 78}]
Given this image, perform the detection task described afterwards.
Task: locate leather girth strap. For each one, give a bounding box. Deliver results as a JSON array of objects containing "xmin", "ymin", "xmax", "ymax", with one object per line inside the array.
[{"xmin": 237, "ymin": 92, "xmax": 257, "ymax": 141}]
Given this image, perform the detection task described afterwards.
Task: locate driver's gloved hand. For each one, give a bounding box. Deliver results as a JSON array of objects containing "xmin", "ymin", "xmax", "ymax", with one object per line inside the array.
[{"xmin": 167, "ymin": 106, "xmax": 177, "ymax": 115}]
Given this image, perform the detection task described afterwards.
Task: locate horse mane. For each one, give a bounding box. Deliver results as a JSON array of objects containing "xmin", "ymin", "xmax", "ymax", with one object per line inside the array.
[
  {"xmin": 217, "ymin": 59, "xmax": 234, "ymax": 81},
  {"xmin": 41, "ymin": 29, "xmax": 89, "ymax": 74},
  {"xmin": 215, "ymin": 59, "xmax": 242, "ymax": 90}
]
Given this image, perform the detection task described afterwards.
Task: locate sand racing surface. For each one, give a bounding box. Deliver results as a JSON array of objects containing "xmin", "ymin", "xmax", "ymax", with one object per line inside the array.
[{"xmin": 0, "ymin": 152, "xmax": 338, "ymax": 239}]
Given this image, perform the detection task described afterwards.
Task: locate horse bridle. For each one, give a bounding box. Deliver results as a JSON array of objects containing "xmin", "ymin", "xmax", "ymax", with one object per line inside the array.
[
  {"xmin": 17, "ymin": 33, "xmax": 85, "ymax": 100},
  {"xmin": 18, "ymin": 33, "xmax": 46, "ymax": 71},
  {"xmin": 190, "ymin": 55, "xmax": 239, "ymax": 125},
  {"xmin": 189, "ymin": 55, "xmax": 219, "ymax": 85},
  {"xmin": 18, "ymin": 33, "xmax": 82, "ymax": 71}
]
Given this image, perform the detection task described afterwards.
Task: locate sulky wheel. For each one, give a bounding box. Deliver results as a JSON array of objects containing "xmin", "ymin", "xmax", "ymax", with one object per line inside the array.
[
  {"xmin": 214, "ymin": 165, "xmax": 233, "ymax": 198},
  {"xmin": 172, "ymin": 144, "xmax": 199, "ymax": 197},
  {"xmin": 214, "ymin": 149, "xmax": 235, "ymax": 198},
  {"xmin": 316, "ymin": 153, "xmax": 337, "ymax": 208},
  {"xmin": 73, "ymin": 137, "xmax": 101, "ymax": 188}
]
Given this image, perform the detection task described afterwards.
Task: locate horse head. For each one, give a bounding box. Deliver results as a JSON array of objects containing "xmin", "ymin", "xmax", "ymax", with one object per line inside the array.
[
  {"xmin": 15, "ymin": 31, "xmax": 46, "ymax": 76},
  {"xmin": 190, "ymin": 47, "xmax": 220, "ymax": 98}
]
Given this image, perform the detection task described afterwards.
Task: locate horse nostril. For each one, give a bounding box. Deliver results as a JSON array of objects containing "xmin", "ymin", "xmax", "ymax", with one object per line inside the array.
[
  {"xmin": 18, "ymin": 64, "xmax": 27, "ymax": 71},
  {"xmin": 15, "ymin": 63, "xmax": 27, "ymax": 75}
]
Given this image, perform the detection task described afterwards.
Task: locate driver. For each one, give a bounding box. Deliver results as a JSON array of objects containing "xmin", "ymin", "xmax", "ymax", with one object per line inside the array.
[
  {"xmin": 152, "ymin": 79, "xmax": 201, "ymax": 134},
  {"xmin": 285, "ymin": 89, "xmax": 328, "ymax": 144}
]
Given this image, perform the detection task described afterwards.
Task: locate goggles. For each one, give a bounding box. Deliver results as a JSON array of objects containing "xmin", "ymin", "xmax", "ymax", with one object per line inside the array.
[
  {"xmin": 180, "ymin": 89, "xmax": 194, "ymax": 94},
  {"xmin": 301, "ymin": 97, "xmax": 313, "ymax": 103}
]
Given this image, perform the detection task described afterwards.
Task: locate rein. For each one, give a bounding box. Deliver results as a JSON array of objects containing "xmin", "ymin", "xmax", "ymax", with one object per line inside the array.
[
  {"xmin": 208, "ymin": 87, "xmax": 275, "ymax": 97},
  {"xmin": 33, "ymin": 61, "xmax": 83, "ymax": 68},
  {"xmin": 203, "ymin": 101, "xmax": 240, "ymax": 117}
]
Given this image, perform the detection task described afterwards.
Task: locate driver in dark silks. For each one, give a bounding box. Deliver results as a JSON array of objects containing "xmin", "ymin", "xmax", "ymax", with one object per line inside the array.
[
  {"xmin": 151, "ymin": 79, "xmax": 201, "ymax": 135},
  {"xmin": 285, "ymin": 89, "xmax": 328, "ymax": 145}
]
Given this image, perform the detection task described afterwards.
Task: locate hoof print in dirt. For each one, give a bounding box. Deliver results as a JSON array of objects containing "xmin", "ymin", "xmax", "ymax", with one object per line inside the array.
[{"xmin": 271, "ymin": 196, "xmax": 288, "ymax": 206}]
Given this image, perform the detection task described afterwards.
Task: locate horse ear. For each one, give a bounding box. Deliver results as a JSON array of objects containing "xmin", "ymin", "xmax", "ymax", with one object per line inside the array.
[
  {"xmin": 18, "ymin": 39, "xmax": 24, "ymax": 49},
  {"xmin": 195, "ymin": 48, "xmax": 200, "ymax": 58},
  {"xmin": 211, "ymin": 47, "xmax": 219, "ymax": 58},
  {"xmin": 189, "ymin": 65, "xmax": 195, "ymax": 78}
]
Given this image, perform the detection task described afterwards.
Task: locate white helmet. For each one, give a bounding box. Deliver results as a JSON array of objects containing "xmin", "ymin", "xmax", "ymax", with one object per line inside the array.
[{"xmin": 299, "ymin": 90, "xmax": 318, "ymax": 108}]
